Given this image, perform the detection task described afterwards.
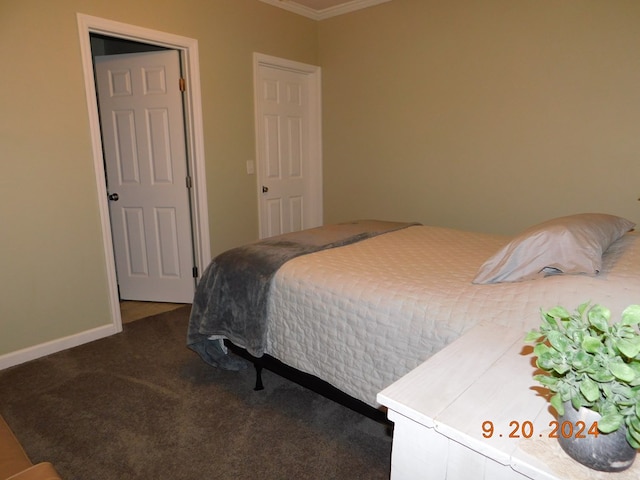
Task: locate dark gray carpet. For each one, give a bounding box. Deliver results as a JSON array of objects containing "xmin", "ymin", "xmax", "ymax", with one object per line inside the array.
[{"xmin": 0, "ymin": 306, "xmax": 392, "ymax": 479}]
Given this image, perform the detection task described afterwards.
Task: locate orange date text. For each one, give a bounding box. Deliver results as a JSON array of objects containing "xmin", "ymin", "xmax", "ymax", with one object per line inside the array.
[{"xmin": 481, "ymin": 420, "xmax": 600, "ymax": 439}]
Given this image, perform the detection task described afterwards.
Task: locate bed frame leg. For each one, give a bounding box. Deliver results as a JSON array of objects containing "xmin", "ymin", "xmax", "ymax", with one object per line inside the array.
[{"xmin": 254, "ymin": 364, "xmax": 264, "ymax": 391}]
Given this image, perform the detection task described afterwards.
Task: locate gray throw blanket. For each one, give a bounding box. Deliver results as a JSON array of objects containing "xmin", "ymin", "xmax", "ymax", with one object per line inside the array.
[{"xmin": 187, "ymin": 220, "xmax": 418, "ymax": 370}]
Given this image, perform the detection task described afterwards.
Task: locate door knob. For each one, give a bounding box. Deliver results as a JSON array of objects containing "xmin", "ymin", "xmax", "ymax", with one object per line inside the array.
[
  {"xmin": 262, "ymin": 186, "xmax": 269, "ymax": 193},
  {"xmin": 108, "ymin": 193, "xmax": 119, "ymax": 201}
]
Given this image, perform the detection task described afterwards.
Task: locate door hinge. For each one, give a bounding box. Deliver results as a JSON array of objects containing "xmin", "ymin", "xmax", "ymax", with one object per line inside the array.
[
  {"xmin": 192, "ymin": 266, "xmax": 199, "ymax": 278},
  {"xmin": 179, "ymin": 77, "xmax": 186, "ymax": 92},
  {"xmin": 186, "ymin": 176, "xmax": 192, "ymax": 189}
]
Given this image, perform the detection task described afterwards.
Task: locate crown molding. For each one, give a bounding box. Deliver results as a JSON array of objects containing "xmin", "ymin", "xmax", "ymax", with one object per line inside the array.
[{"xmin": 259, "ymin": 0, "xmax": 391, "ymax": 20}]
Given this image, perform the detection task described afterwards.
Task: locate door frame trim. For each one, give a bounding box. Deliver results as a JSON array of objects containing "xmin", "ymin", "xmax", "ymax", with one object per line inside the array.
[
  {"xmin": 253, "ymin": 52, "xmax": 323, "ymax": 238},
  {"xmin": 77, "ymin": 13, "xmax": 211, "ymax": 330}
]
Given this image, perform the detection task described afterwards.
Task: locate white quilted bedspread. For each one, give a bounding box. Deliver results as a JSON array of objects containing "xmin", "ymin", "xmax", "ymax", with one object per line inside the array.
[{"xmin": 265, "ymin": 225, "xmax": 640, "ymax": 407}]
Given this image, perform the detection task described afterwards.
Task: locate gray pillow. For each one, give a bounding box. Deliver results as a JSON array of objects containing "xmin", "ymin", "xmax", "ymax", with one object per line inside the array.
[{"xmin": 472, "ymin": 213, "xmax": 635, "ymax": 284}]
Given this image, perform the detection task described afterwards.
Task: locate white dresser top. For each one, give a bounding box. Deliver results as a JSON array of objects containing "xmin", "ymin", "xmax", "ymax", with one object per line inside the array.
[{"xmin": 377, "ymin": 323, "xmax": 582, "ymax": 479}]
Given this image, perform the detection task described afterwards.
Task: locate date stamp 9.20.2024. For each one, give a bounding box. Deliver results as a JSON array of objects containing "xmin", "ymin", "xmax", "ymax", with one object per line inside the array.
[{"xmin": 482, "ymin": 420, "xmax": 600, "ymax": 439}]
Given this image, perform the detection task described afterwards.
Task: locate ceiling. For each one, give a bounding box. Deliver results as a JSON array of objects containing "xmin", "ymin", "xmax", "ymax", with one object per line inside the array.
[{"xmin": 259, "ymin": 0, "xmax": 392, "ymax": 20}]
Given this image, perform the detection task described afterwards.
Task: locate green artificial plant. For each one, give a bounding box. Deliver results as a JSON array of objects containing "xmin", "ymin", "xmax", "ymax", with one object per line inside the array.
[{"xmin": 525, "ymin": 302, "xmax": 640, "ymax": 449}]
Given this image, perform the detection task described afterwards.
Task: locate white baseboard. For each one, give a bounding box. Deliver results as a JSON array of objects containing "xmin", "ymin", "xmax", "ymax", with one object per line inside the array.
[{"xmin": 0, "ymin": 324, "xmax": 120, "ymax": 371}]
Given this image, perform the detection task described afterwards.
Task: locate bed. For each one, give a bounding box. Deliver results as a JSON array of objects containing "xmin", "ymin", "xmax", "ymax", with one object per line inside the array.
[{"xmin": 187, "ymin": 214, "xmax": 640, "ymax": 413}]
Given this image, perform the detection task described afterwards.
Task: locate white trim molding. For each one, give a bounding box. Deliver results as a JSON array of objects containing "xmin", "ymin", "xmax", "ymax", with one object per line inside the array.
[
  {"xmin": 259, "ymin": 0, "xmax": 392, "ymax": 20},
  {"xmin": 0, "ymin": 324, "xmax": 118, "ymax": 370}
]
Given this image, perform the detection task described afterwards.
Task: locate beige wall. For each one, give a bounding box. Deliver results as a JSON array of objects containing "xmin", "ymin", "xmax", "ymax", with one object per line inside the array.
[
  {"xmin": 319, "ymin": 0, "xmax": 640, "ymax": 234},
  {"xmin": 0, "ymin": 0, "xmax": 317, "ymax": 358}
]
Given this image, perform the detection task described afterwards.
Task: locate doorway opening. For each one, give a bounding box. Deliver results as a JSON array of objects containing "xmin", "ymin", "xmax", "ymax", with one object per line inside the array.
[
  {"xmin": 91, "ymin": 36, "xmax": 190, "ymax": 322},
  {"xmin": 77, "ymin": 14, "xmax": 210, "ymax": 331},
  {"xmin": 253, "ymin": 53, "xmax": 323, "ymax": 239}
]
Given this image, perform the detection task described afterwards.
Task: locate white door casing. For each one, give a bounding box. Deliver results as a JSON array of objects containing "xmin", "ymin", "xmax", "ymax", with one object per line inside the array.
[
  {"xmin": 95, "ymin": 50, "xmax": 195, "ymax": 303},
  {"xmin": 254, "ymin": 53, "xmax": 323, "ymax": 238},
  {"xmin": 77, "ymin": 14, "xmax": 211, "ymax": 333}
]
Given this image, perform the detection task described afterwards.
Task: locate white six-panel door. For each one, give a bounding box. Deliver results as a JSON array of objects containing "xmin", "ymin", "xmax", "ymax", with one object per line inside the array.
[
  {"xmin": 254, "ymin": 55, "xmax": 323, "ymax": 238},
  {"xmin": 95, "ymin": 50, "xmax": 195, "ymax": 303}
]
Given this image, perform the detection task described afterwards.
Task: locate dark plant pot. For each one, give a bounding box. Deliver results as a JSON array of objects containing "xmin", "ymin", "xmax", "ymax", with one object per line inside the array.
[{"xmin": 558, "ymin": 403, "xmax": 636, "ymax": 472}]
